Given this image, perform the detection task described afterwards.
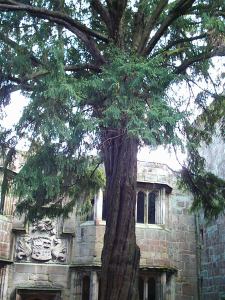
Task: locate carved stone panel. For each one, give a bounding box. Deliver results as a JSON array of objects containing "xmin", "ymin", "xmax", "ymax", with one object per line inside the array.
[{"xmin": 15, "ymin": 219, "xmax": 67, "ymax": 263}]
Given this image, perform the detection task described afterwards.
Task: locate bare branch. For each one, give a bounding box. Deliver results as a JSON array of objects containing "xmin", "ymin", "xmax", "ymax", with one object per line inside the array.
[{"xmin": 143, "ymin": 0, "xmax": 196, "ymax": 56}]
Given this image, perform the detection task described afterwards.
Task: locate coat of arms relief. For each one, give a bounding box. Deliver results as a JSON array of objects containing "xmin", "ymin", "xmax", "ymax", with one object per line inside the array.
[{"xmin": 15, "ymin": 219, "xmax": 67, "ymax": 263}]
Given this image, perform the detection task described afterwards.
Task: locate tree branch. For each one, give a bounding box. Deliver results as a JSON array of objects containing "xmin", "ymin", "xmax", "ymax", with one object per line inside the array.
[
  {"xmin": 1, "ymin": 64, "xmax": 102, "ymax": 93},
  {"xmin": 175, "ymin": 45, "xmax": 225, "ymax": 74},
  {"xmin": 91, "ymin": 0, "xmax": 113, "ymax": 37},
  {"xmin": 0, "ymin": 32, "xmax": 41, "ymax": 66},
  {"xmin": 28, "ymin": 63, "xmax": 102, "ymax": 79},
  {"xmin": 161, "ymin": 33, "xmax": 208, "ymax": 53},
  {"xmin": 0, "ymin": 1, "xmax": 107, "ymax": 64},
  {"xmin": 0, "ymin": 1, "xmax": 109, "ymax": 42},
  {"xmin": 142, "ymin": 0, "xmax": 196, "ymax": 56},
  {"xmin": 133, "ymin": 0, "xmax": 168, "ymax": 53},
  {"xmin": 65, "ymin": 64, "xmax": 102, "ymax": 73},
  {"xmin": 106, "ymin": 0, "xmax": 128, "ymax": 43}
]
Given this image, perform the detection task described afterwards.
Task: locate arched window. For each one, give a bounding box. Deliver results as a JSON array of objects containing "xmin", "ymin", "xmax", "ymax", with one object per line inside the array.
[
  {"xmin": 137, "ymin": 191, "xmax": 145, "ymax": 223},
  {"xmin": 148, "ymin": 193, "xmax": 156, "ymax": 224},
  {"xmin": 148, "ymin": 278, "xmax": 156, "ymax": 300}
]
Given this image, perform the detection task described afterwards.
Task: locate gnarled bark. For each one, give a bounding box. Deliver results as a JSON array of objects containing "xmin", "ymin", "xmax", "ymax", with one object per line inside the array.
[{"xmin": 100, "ymin": 128, "xmax": 140, "ymax": 300}]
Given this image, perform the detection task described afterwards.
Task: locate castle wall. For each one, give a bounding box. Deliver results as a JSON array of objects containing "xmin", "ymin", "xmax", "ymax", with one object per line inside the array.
[
  {"xmin": 169, "ymin": 188, "xmax": 198, "ymax": 300},
  {"xmin": 199, "ymin": 134, "xmax": 225, "ymax": 300},
  {"xmin": 0, "ymin": 161, "xmax": 200, "ymax": 300},
  {"xmin": 200, "ymin": 215, "xmax": 225, "ymax": 300},
  {"xmin": 71, "ymin": 162, "xmax": 199, "ymax": 300}
]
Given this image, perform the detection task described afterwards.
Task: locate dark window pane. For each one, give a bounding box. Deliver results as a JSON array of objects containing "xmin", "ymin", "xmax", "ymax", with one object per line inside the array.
[
  {"xmin": 98, "ymin": 277, "xmax": 101, "ymax": 300},
  {"xmin": 137, "ymin": 192, "xmax": 145, "ymax": 223},
  {"xmin": 102, "ymin": 192, "xmax": 107, "ymax": 221},
  {"xmin": 148, "ymin": 193, "xmax": 156, "ymax": 224},
  {"xmin": 139, "ymin": 277, "xmax": 144, "ymax": 300},
  {"xmin": 82, "ymin": 275, "xmax": 90, "ymax": 300},
  {"xmin": 148, "ymin": 278, "xmax": 156, "ymax": 300}
]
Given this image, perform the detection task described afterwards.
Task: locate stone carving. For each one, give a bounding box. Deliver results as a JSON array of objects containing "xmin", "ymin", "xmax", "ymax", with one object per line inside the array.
[
  {"xmin": 15, "ymin": 219, "xmax": 67, "ymax": 263},
  {"xmin": 52, "ymin": 238, "xmax": 67, "ymax": 262},
  {"xmin": 31, "ymin": 236, "xmax": 52, "ymax": 261},
  {"xmin": 32, "ymin": 219, "xmax": 55, "ymax": 235},
  {"xmin": 16, "ymin": 237, "xmax": 32, "ymax": 260}
]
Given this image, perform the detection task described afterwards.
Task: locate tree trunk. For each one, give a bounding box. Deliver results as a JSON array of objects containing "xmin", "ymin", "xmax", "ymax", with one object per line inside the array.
[{"xmin": 100, "ymin": 128, "xmax": 140, "ymax": 300}]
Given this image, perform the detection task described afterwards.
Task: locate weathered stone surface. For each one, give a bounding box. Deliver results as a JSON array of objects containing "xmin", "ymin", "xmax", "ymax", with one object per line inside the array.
[
  {"xmin": 0, "ymin": 216, "xmax": 12, "ymax": 260},
  {"xmin": 199, "ymin": 133, "xmax": 225, "ymax": 300},
  {"xmin": 1, "ymin": 160, "xmax": 220, "ymax": 300},
  {"xmin": 15, "ymin": 219, "xmax": 68, "ymax": 264}
]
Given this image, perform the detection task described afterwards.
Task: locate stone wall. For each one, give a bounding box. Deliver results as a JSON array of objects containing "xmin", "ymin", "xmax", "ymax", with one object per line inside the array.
[
  {"xmin": 169, "ymin": 188, "xmax": 198, "ymax": 300},
  {"xmin": 3, "ymin": 218, "xmax": 74, "ymax": 300},
  {"xmin": 199, "ymin": 133, "xmax": 225, "ymax": 300},
  {"xmin": 0, "ymin": 161, "xmax": 200, "ymax": 300},
  {"xmin": 138, "ymin": 162, "xmax": 198, "ymax": 299},
  {"xmin": 200, "ymin": 215, "xmax": 225, "ymax": 300},
  {"xmin": 7, "ymin": 263, "xmax": 70, "ymax": 299},
  {"xmin": 72, "ymin": 162, "xmax": 199, "ymax": 300},
  {"xmin": 0, "ymin": 211, "xmax": 13, "ymax": 300},
  {"xmin": 0, "ymin": 215, "xmax": 12, "ymax": 262}
]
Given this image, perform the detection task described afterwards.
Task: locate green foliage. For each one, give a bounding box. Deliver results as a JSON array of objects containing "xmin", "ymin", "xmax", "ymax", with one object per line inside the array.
[
  {"xmin": 181, "ymin": 166, "xmax": 225, "ymax": 220},
  {"xmin": 0, "ymin": 0, "xmax": 224, "ymax": 220},
  {"xmin": 77, "ymin": 50, "xmax": 184, "ymax": 147},
  {"xmin": 180, "ymin": 96, "xmax": 225, "ymax": 219},
  {"xmin": 14, "ymin": 145, "xmax": 105, "ymax": 220}
]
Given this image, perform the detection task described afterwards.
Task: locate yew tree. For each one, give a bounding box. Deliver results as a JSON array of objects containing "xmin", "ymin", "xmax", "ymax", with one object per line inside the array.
[{"xmin": 0, "ymin": 1, "xmax": 225, "ymax": 299}]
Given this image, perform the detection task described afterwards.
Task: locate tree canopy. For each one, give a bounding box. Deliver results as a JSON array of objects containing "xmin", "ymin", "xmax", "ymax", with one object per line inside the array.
[
  {"xmin": 0, "ymin": 0, "xmax": 224, "ymax": 218},
  {"xmin": 0, "ymin": 1, "xmax": 225, "ymax": 299}
]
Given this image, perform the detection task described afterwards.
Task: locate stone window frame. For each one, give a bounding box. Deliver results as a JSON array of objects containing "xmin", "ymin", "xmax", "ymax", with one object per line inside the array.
[
  {"xmin": 139, "ymin": 274, "xmax": 157, "ymax": 300},
  {"xmin": 80, "ymin": 183, "xmax": 171, "ymax": 227},
  {"xmin": 138, "ymin": 270, "xmax": 176, "ymax": 300},
  {"xmin": 136, "ymin": 182, "xmax": 172, "ymax": 228},
  {"xmin": 136, "ymin": 188, "xmax": 165, "ymax": 226},
  {"xmin": 136, "ymin": 189, "xmax": 159, "ymax": 225}
]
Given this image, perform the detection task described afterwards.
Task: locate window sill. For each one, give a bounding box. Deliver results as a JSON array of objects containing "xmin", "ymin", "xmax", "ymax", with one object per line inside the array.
[
  {"xmin": 136, "ymin": 223, "xmax": 169, "ymax": 231},
  {"xmin": 80, "ymin": 220, "xmax": 106, "ymax": 226},
  {"xmin": 80, "ymin": 220, "xmax": 169, "ymax": 231}
]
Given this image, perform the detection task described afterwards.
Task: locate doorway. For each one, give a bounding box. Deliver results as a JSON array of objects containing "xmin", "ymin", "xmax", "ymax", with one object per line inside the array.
[{"xmin": 16, "ymin": 289, "xmax": 61, "ymax": 300}]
